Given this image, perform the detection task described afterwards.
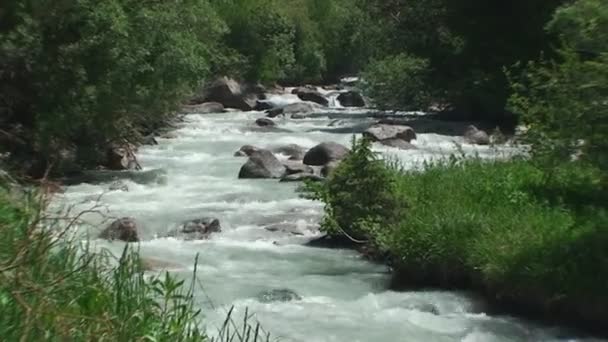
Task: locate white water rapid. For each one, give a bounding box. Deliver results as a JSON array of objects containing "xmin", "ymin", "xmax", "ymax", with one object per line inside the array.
[{"xmin": 50, "ymin": 91, "xmax": 602, "ymax": 342}]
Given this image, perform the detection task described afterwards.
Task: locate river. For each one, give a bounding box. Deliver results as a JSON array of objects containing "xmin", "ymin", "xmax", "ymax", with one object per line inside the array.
[{"xmin": 50, "ymin": 90, "xmax": 601, "ymax": 342}]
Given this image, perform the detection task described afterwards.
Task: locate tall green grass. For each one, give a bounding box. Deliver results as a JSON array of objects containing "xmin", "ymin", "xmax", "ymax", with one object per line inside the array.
[{"xmin": 0, "ymin": 180, "xmax": 271, "ymax": 341}]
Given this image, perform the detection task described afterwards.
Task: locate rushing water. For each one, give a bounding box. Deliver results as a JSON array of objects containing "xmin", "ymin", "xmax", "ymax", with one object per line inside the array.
[{"xmin": 51, "ymin": 92, "xmax": 601, "ymax": 342}]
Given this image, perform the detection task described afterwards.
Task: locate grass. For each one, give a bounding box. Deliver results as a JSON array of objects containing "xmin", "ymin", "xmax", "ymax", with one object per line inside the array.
[
  {"xmin": 308, "ymin": 138, "xmax": 608, "ymax": 332},
  {"xmin": 0, "ymin": 178, "xmax": 271, "ymax": 341}
]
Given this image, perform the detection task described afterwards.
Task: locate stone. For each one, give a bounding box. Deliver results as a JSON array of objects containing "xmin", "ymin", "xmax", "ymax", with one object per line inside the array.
[
  {"xmin": 266, "ymin": 102, "xmax": 319, "ymax": 118},
  {"xmin": 294, "ymin": 88, "xmax": 329, "ymax": 106},
  {"xmin": 238, "ymin": 150, "xmax": 286, "ymax": 179},
  {"xmin": 364, "ymin": 124, "xmax": 417, "ymax": 142},
  {"xmin": 109, "ymin": 181, "xmax": 129, "ymax": 192},
  {"xmin": 254, "ymin": 100, "xmax": 274, "ymax": 111},
  {"xmin": 464, "ymin": 125, "xmax": 490, "ymax": 145},
  {"xmin": 182, "ymin": 102, "xmax": 225, "ymax": 114},
  {"xmin": 303, "ymin": 142, "xmax": 350, "ymax": 166},
  {"xmin": 257, "ymin": 289, "xmax": 302, "ymax": 303},
  {"xmin": 167, "ymin": 217, "xmax": 221, "ymax": 240},
  {"xmin": 99, "ymin": 217, "xmax": 139, "ymax": 242},
  {"xmin": 379, "ymin": 139, "xmax": 417, "ymax": 150},
  {"xmin": 255, "ymin": 118, "xmax": 276, "ymax": 127},
  {"xmin": 199, "ymin": 77, "xmax": 257, "ymax": 111},
  {"xmin": 234, "ymin": 145, "xmax": 260, "ymax": 157},
  {"xmin": 273, "ymin": 144, "xmax": 307, "ymax": 161},
  {"xmin": 337, "ymin": 91, "xmax": 365, "ymax": 107},
  {"xmin": 106, "ymin": 143, "xmax": 139, "ymax": 170}
]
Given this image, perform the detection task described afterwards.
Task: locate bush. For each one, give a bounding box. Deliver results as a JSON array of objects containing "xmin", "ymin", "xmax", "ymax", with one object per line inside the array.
[
  {"xmin": 305, "ymin": 137, "xmax": 405, "ymax": 242},
  {"xmin": 310, "ymin": 149, "xmax": 608, "ymax": 324}
]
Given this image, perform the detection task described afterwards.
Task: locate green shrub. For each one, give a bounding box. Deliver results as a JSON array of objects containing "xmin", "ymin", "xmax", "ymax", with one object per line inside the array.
[{"xmin": 305, "ymin": 137, "xmax": 405, "ymax": 242}]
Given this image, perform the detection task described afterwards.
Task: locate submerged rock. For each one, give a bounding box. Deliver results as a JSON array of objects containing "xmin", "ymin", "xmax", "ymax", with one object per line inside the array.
[
  {"xmin": 255, "ymin": 118, "xmax": 276, "ymax": 127},
  {"xmin": 363, "ymin": 124, "xmax": 417, "ymax": 143},
  {"xmin": 141, "ymin": 257, "xmax": 183, "ymax": 271},
  {"xmin": 99, "ymin": 217, "xmax": 139, "ymax": 242},
  {"xmin": 257, "ymin": 289, "xmax": 302, "ymax": 303},
  {"xmin": 167, "ymin": 217, "xmax": 221, "ymax": 240},
  {"xmin": 108, "ymin": 180, "xmax": 129, "ymax": 192},
  {"xmin": 464, "ymin": 125, "xmax": 490, "ymax": 145},
  {"xmin": 303, "ymin": 142, "xmax": 350, "ymax": 166},
  {"xmin": 238, "ymin": 150, "xmax": 286, "ymax": 179}
]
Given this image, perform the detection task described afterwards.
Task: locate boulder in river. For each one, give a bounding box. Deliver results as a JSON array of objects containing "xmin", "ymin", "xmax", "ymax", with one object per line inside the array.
[
  {"xmin": 380, "ymin": 138, "xmax": 417, "ymax": 150},
  {"xmin": 255, "ymin": 118, "xmax": 276, "ymax": 127},
  {"xmin": 198, "ymin": 77, "xmax": 257, "ymax": 111},
  {"xmin": 283, "ymin": 160, "xmax": 313, "ymax": 175},
  {"xmin": 109, "ymin": 180, "xmax": 129, "ymax": 192},
  {"xmin": 238, "ymin": 150, "xmax": 286, "ymax": 179},
  {"xmin": 303, "ymin": 142, "xmax": 350, "ymax": 166},
  {"xmin": 234, "ymin": 145, "xmax": 260, "ymax": 157},
  {"xmin": 337, "ymin": 91, "xmax": 365, "ymax": 107},
  {"xmin": 274, "ymin": 144, "xmax": 307, "ymax": 161},
  {"xmin": 182, "ymin": 102, "xmax": 225, "ymax": 114},
  {"xmin": 106, "ymin": 143, "xmax": 140, "ymax": 171},
  {"xmin": 293, "ymin": 88, "xmax": 329, "ymax": 106},
  {"xmin": 254, "ymin": 100, "xmax": 274, "ymax": 111},
  {"xmin": 266, "ymin": 102, "xmax": 320, "ymax": 118},
  {"xmin": 464, "ymin": 125, "xmax": 490, "ymax": 145},
  {"xmin": 363, "ymin": 124, "xmax": 417, "ymax": 143},
  {"xmin": 167, "ymin": 217, "xmax": 221, "ymax": 240},
  {"xmin": 99, "ymin": 217, "xmax": 139, "ymax": 242},
  {"xmin": 257, "ymin": 288, "xmax": 302, "ymax": 303}
]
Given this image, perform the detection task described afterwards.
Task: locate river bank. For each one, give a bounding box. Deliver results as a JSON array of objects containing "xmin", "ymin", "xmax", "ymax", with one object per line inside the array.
[{"xmin": 44, "ymin": 83, "xmax": 605, "ymax": 341}]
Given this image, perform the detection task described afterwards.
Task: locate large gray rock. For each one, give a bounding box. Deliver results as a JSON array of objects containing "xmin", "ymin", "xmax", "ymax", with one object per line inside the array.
[
  {"xmin": 106, "ymin": 143, "xmax": 139, "ymax": 170},
  {"xmin": 181, "ymin": 102, "xmax": 224, "ymax": 114},
  {"xmin": 283, "ymin": 161, "xmax": 314, "ymax": 175},
  {"xmin": 257, "ymin": 289, "xmax": 302, "ymax": 303},
  {"xmin": 266, "ymin": 102, "xmax": 319, "ymax": 118},
  {"xmin": 380, "ymin": 139, "xmax": 417, "ymax": 150},
  {"xmin": 167, "ymin": 217, "xmax": 221, "ymax": 240},
  {"xmin": 200, "ymin": 77, "xmax": 257, "ymax": 111},
  {"xmin": 234, "ymin": 145, "xmax": 260, "ymax": 157},
  {"xmin": 99, "ymin": 217, "xmax": 139, "ymax": 242},
  {"xmin": 273, "ymin": 144, "xmax": 307, "ymax": 160},
  {"xmin": 337, "ymin": 91, "xmax": 365, "ymax": 107},
  {"xmin": 464, "ymin": 125, "xmax": 490, "ymax": 145},
  {"xmin": 303, "ymin": 142, "xmax": 350, "ymax": 166},
  {"xmin": 238, "ymin": 150, "xmax": 286, "ymax": 179},
  {"xmin": 363, "ymin": 124, "xmax": 417, "ymax": 142},
  {"xmin": 293, "ymin": 88, "xmax": 329, "ymax": 106}
]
